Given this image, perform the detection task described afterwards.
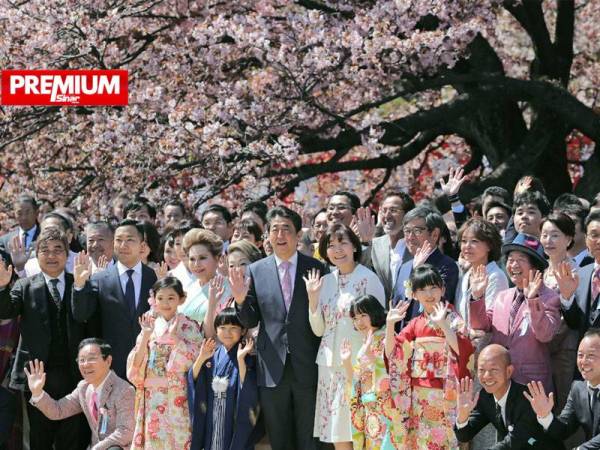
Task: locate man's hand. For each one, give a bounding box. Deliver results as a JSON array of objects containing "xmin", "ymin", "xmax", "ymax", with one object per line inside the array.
[
  {"xmin": 73, "ymin": 251, "xmax": 92, "ymax": 288},
  {"xmin": 24, "ymin": 359, "xmax": 47, "ymax": 398}
]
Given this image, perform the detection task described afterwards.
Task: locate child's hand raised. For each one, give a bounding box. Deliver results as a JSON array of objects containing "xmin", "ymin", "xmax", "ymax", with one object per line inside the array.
[
  {"xmin": 197, "ymin": 338, "xmax": 217, "ymax": 363},
  {"xmin": 340, "ymin": 338, "xmax": 352, "ymax": 367},
  {"xmin": 139, "ymin": 312, "xmax": 156, "ymax": 338},
  {"xmin": 430, "ymin": 302, "xmax": 449, "ymax": 326},
  {"xmin": 386, "ymin": 300, "xmax": 410, "ymax": 325},
  {"xmin": 237, "ymin": 338, "xmax": 254, "ymax": 361}
]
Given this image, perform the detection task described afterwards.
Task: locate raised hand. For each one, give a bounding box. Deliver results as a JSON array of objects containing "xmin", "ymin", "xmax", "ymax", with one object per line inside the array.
[
  {"xmin": 524, "ymin": 381, "xmax": 554, "ymax": 418},
  {"xmin": 340, "ymin": 338, "xmax": 352, "ymax": 366},
  {"xmin": 154, "ymin": 261, "xmax": 169, "ymax": 280},
  {"xmin": 197, "ymin": 338, "xmax": 217, "ymax": 363},
  {"xmin": 523, "ymin": 269, "xmax": 543, "ymax": 300},
  {"xmin": 0, "ymin": 259, "xmax": 13, "ymax": 288},
  {"xmin": 139, "ymin": 312, "xmax": 156, "ymax": 338},
  {"xmin": 457, "ymin": 377, "xmax": 479, "ymax": 423},
  {"xmin": 302, "ymin": 268, "xmax": 323, "ymax": 310},
  {"xmin": 73, "ymin": 251, "xmax": 93, "ymax": 288},
  {"xmin": 469, "ymin": 264, "xmax": 488, "ymax": 300},
  {"xmin": 386, "ymin": 300, "xmax": 411, "ymax": 325},
  {"xmin": 354, "ymin": 206, "xmax": 375, "ymax": 243},
  {"xmin": 229, "ymin": 266, "xmax": 250, "ymax": 305},
  {"xmin": 440, "ymin": 167, "xmax": 466, "ymax": 198},
  {"xmin": 24, "ymin": 359, "xmax": 47, "ymax": 397},
  {"xmin": 554, "ymin": 261, "xmax": 579, "ymax": 299},
  {"xmin": 208, "ymin": 273, "xmax": 225, "ymax": 306},
  {"xmin": 8, "ymin": 234, "xmax": 31, "ymax": 271},
  {"xmin": 96, "ymin": 254, "xmax": 110, "ymax": 272},
  {"xmin": 514, "ymin": 176, "xmax": 533, "ymax": 196},
  {"xmin": 237, "ymin": 338, "xmax": 254, "ymax": 361},
  {"xmin": 359, "ymin": 328, "xmax": 376, "ymax": 363},
  {"xmin": 413, "ymin": 241, "xmax": 433, "ymax": 268},
  {"xmin": 430, "ymin": 302, "xmax": 449, "ymax": 326}
]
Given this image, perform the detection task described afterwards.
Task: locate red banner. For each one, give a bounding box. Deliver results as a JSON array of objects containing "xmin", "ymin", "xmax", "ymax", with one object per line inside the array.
[{"xmin": 0, "ymin": 70, "xmax": 128, "ymax": 106}]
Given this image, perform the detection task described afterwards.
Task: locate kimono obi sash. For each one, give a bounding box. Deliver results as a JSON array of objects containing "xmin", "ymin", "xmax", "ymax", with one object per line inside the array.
[{"xmin": 410, "ymin": 336, "xmax": 448, "ymax": 380}]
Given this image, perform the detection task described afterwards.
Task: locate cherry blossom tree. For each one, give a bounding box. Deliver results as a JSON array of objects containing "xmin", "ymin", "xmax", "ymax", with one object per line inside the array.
[{"xmin": 0, "ymin": 0, "xmax": 598, "ymax": 225}]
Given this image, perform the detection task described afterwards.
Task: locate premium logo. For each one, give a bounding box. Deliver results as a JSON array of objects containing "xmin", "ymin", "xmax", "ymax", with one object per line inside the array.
[{"xmin": 0, "ymin": 70, "xmax": 128, "ymax": 106}]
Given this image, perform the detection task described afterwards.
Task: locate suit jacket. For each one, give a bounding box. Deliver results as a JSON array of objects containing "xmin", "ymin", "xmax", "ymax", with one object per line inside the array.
[
  {"xmin": 34, "ymin": 370, "xmax": 135, "ymax": 450},
  {"xmin": 0, "ymin": 386, "xmax": 16, "ymax": 446},
  {"xmin": 470, "ymin": 285, "xmax": 561, "ymax": 391},
  {"xmin": 563, "ymin": 263, "xmax": 597, "ymax": 340},
  {"xmin": 0, "ymin": 225, "xmax": 40, "ymax": 254},
  {"xmin": 427, "ymin": 248, "xmax": 459, "ymax": 303},
  {"xmin": 454, "ymin": 382, "xmax": 563, "ymax": 449},
  {"xmin": 366, "ymin": 234, "xmax": 411, "ymax": 300},
  {"xmin": 0, "ymin": 272, "xmax": 86, "ymax": 385},
  {"xmin": 546, "ymin": 380, "xmax": 600, "ymax": 449},
  {"xmin": 235, "ymin": 252, "xmax": 327, "ymax": 388},
  {"xmin": 71, "ymin": 263, "xmax": 157, "ymax": 378}
]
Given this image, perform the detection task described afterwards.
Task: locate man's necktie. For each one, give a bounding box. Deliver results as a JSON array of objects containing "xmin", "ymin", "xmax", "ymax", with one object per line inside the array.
[
  {"xmin": 280, "ymin": 261, "xmax": 292, "ymax": 312},
  {"xmin": 590, "ymin": 387, "xmax": 599, "ymax": 414},
  {"xmin": 90, "ymin": 391, "xmax": 99, "ymax": 422},
  {"xmin": 592, "ymin": 267, "xmax": 600, "ymax": 304},
  {"xmin": 509, "ymin": 291, "xmax": 525, "ymax": 331},
  {"xmin": 495, "ymin": 402, "xmax": 506, "ymax": 436},
  {"xmin": 125, "ymin": 269, "xmax": 136, "ymax": 317},
  {"xmin": 49, "ymin": 279, "xmax": 61, "ymax": 310}
]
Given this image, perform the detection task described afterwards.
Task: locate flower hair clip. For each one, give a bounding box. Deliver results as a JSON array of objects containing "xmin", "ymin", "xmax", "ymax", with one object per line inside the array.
[{"xmin": 404, "ymin": 280, "xmax": 413, "ymax": 299}]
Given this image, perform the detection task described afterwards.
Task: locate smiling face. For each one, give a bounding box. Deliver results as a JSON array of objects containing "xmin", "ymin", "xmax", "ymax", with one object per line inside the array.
[
  {"xmin": 586, "ymin": 220, "xmax": 600, "ymax": 264},
  {"xmin": 326, "ymin": 232, "xmax": 357, "ymax": 273},
  {"xmin": 15, "ymin": 200, "xmax": 38, "ymax": 230},
  {"xmin": 403, "ymin": 217, "xmax": 438, "ymax": 256},
  {"xmin": 514, "ymin": 203, "xmax": 542, "ymax": 237},
  {"xmin": 268, "ymin": 216, "xmax": 300, "ymax": 260},
  {"xmin": 412, "ymin": 284, "xmax": 444, "ymax": 314},
  {"xmin": 163, "ymin": 241, "xmax": 180, "ymax": 270},
  {"xmin": 477, "ymin": 348, "xmax": 513, "ymax": 397},
  {"xmin": 163, "ymin": 205, "xmax": 184, "ymax": 229},
  {"xmin": 312, "ymin": 212, "xmax": 328, "ymax": 243},
  {"xmin": 227, "ymin": 250, "xmax": 252, "ymax": 275},
  {"xmin": 202, "ymin": 211, "xmax": 232, "ymax": 242},
  {"xmin": 187, "ymin": 244, "xmax": 219, "ymax": 284},
  {"xmin": 154, "ymin": 287, "xmax": 185, "ymax": 321},
  {"xmin": 77, "ymin": 344, "xmax": 112, "ymax": 387},
  {"xmin": 37, "ymin": 239, "xmax": 68, "ymax": 277},
  {"xmin": 114, "ymin": 225, "xmax": 144, "ymax": 268},
  {"xmin": 380, "ymin": 196, "xmax": 406, "ymax": 239},
  {"xmin": 486, "ymin": 206, "xmax": 510, "ymax": 231},
  {"xmin": 578, "ymin": 335, "xmax": 600, "ymax": 386},
  {"xmin": 505, "ymin": 250, "xmax": 533, "ymax": 288},
  {"xmin": 460, "ymin": 228, "xmax": 490, "ymax": 267},
  {"xmin": 326, "ymin": 195, "xmax": 354, "ymax": 226},
  {"xmin": 87, "ymin": 227, "xmax": 114, "ymax": 265},
  {"xmin": 540, "ymin": 221, "xmax": 571, "ymax": 259},
  {"xmin": 217, "ymin": 324, "xmax": 244, "ymax": 350},
  {"xmin": 351, "ymin": 312, "xmax": 373, "ymax": 334}
]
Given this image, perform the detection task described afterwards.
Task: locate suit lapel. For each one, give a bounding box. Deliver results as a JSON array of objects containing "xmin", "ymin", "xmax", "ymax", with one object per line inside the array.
[
  {"xmin": 108, "ymin": 264, "xmax": 126, "ymax": 305},
  {"xmin": 98, "ymin": 371, "xmax": 114, "ymax": 411},
  {"xmin": 379, "ymin": 235, "xmax": 392, "ymax": 289},
  {"xmin": 31, "ymin": 274, "xmax": 50, "ymax": 334},
  {"xmin": 136, "ymin": 265, "xmax": 153, "ymax": 317}
]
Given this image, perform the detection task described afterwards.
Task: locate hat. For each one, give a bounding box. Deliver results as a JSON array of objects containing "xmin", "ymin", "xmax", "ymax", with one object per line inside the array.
[{"xmin": 501, "ymin": 233, "xmax": 548, "ymax": 270}]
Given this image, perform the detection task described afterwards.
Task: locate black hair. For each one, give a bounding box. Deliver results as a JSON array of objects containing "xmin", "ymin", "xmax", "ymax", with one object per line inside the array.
[
  {"xmin": 42, "ymin": 212, "xmax": 72, "ymax": 232},
  {"xmin": 484, "ymin": 200, "xmax": 512, "ymax": 219},
  {"xmin": 124, "ymin": 196, "xmax": 157, "ymax": 219},
  {"xmin": 201, "ymin": 204, "xmax": 233, "ymax": 224},
  {"xmin": 15, "ymin": 194, "xmax": 38, "ymax": 209},
  {"xmin": 332, "ymin": 190, "xmax": 361, "ymax": 213},
  {"xmin": 482, "ymin": 186, "xmax": 511, "ymax": 205},
  {"xmin": 513, "ymin": 191, "xmax": 551, "ymax": 217},
  {"xmin": 235, "ymin": 218, "xmax": 263, "ymax": 243},
  {"xmin": 85, "ymin": 221, "xmax": 114, "ymax": 235},
  {"xmin": 556, "ymin": 203, "xmax": 588, "ymax": 232},
  {"xmin": 381, "ymin": 190, "xmax": 415, "ymax": 213},
  {"xmin": 553, "ymin": 193, "xmax": 583, "ymax": 210},
  {"xmin": 458, "ymin": 217, "xmax": 503, "ymax": 262},
  {"xmin": 139, "ymin": 220, "xmax": 162, "ymax": 263},
  {"xmin": 409, "ymin": 264, "xmax": 444, "ymax": 291},
  {"xmin": 164, "ymin": 199, "xmax": 186, "ymax": 216},
  {"xmin": 214, "ymin": 307, "xmax": 244, "ymax": 329},
  {"xmin": 311, "ymin": 208, "xmax": 328, "ymax": 225},
  {"xmin": 349, "ymin": 295, "xmax": 386, "ymax": 329},
  {"xmin": 151, "ymin": 276, "xmax": 185, "ymax": 298},
  {"xmin": 36, "ymin": 228, "xmax": 69, "ymax": 256},
  {"xmin": 541, "ymin": 212, "xmax": 575, "ymax": 250},
  {"xmin": 242, "ymin": 201, "xmax": 268, "ymax": 224},
  {"xmin": 318, "ymin": 223, "xmax": 362, "ymax": 265},
  {"xmin": 585, "ymin": 210, "xmax": 600, "ymax": 231},
  {"xmin": 266, "ymin": 206, "xmax": 302, "ymax": 233},
  {"xmin": 78, "ymin": 338, "xmax": 112, "ymax": 359},
  {"xmin": 116, "ymin": 219, "xmax": 145, "ymax": 241},
  {"xmin": 403, "ymin": 206, "xmax": 446, "ymax": 238}
]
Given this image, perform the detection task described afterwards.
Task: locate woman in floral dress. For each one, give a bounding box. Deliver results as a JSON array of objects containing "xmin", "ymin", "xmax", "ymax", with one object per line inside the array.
[
  {"xmin": 305, "ymin": 223, "xmax": 385, "ymax": 449},
  {"xmin": 127, "ymin": 276, "xmax": 202, "ymax": 449}
]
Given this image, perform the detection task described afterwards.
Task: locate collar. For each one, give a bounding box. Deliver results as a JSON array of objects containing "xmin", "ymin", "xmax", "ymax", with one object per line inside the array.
[
  {"xmin": 117, "ymin": 260, "xmax": 142, "ymax": 277},
  {"xmin": 391, "ymin": 238, "xmax": 405, "ymax": 254},
  {"xmin": 587, "ymin": 381, "xmax": 600, "ymax": 390},
  {"xmin": 93, "ymin": 370, "xmax": 112, "ymax": 394},
  {"xmin": 274, "ymin": 252, "xmax": 298, "ymax": 268},
  {"xmin": 494, "ymin": 381, "xmax": 512, "ymax": 407},
  {"xmin": 41, "ymin": 271, "xmax": 66, "ymax": 285},
  {"xmin": 19, "ymin": 224, "xmax": 37, "ymax": 236}
]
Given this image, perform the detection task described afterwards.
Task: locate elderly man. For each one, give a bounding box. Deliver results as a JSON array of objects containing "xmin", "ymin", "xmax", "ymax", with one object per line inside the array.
[{"xmin": 26, "ymin": 338, "xmax": 135, "ymax": 450}]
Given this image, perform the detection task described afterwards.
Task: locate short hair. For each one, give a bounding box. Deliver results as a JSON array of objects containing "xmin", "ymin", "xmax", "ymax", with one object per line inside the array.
[
  {"xmin": 241, "ymin": 201, "xmax": 268, "ymax": 225},
  {"xmin": 78, "ymin": 338, "xmax": 112, "ymax": 359},
  {"xmin": 553, "ymin": 193, "xmax": 583, "ymax": 210},
  {"xmin": 42, "ymin": 212, "xmax": 72, "ymax": 232},
  {"xmin": 583, "ymin": 327, "xmax": 600, "ymax": 341},
  {"xmin": 541, "ymin": 212, "xmax": 575, "ymax": 249},
  {"xmin": 349, "ymin": 295, "xmax": 386, "ymax": 329},
  {"xmin": 214, "ymin": 307, "xmax": 244, "ymax": 329},
  {"xmin": 410, "ymin": 264, "xmax": 444, "ymax": 291},
  {"xmin": 585, "ymin": 210, "xmax": 600, "ymax": 231},
  {"xmin": 36, "ymin": 228, "xmax": 69, "ymax": 256},
  {"xmin": 594, "ymin": 192, "xmax": 600, "ymax": 208},
  {"xmin": 85, "ymin": 221, "xmax": 114, "ymax": 236},
  {"xmin": 311, "ymin": 208, "xmax": 328, "ymax": 225},
  {"xmin": 151, "ymin": 276, "xmax": 185, "ymax": 298},
  {"xmin": 331, "ymin": 190, "xmax": 360, "ymax": 213},
  {"xmin": 234, "ymin": 218, "xmax": 262, "ymax": 243},
  {"xmin": 458, "ymin": 218, "xmax": 502, "ymax": 262},
  {"xmin": 513, "ymin": 191, "xmax": 551, "ymax": 217},
  {"xmin": 15, "ymin": 194, "xmax": 38, "ymax": 209},
  {"xmin": 482, "ymin": 186, "xmax": 511, "ymax": 204},
  {"xmin": 116, "ymin": 219, "xmax": 145, "ymax": 241},
  {"xmin": 182, "ymin": 228, "xmax": 223, "ymax": 256},
  {"xmin": 318, "ymin": 223, "xmax": 362, "ymax": 265},
  {"xmin": 124, "ymin": 196, "xmax": 157, "ymax": 219},
  {"xmin": 557, "ymin": 203, "xmax": 589, "ymax": 231},
  {"xmin": 139, "ymin": 221, "xmax": 161, "ymax": 263},
  {"xmin": 484, "ymin": 200, "xmax": 512, "ymax": 219},
  {"xmin": 266, "ymin": 206, "xmax": 302, "ymax": 233},
  {"xmin": 201, "ymin": 204, "xmax": 233, "ymax": 224},
  {"xmin": 381, "ymin": 190, "xmax": 415, "ymax": 213},
  {"xmin": 403, "ymin": 206, "xmax": 446, "ymax": 236},
  {"xmin": 164, "ymin": 199, "xmax": 186, "ymax": 216},
  {"xmin": 227, "ymin": 239, "xmax": 263, "ymax": 263}
]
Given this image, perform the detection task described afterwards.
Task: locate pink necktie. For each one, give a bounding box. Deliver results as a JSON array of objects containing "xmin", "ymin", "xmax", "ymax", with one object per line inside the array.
[
  {"xmin": 592, "ymin": 267, "xmax": 600, "ymax": 302},
  {"xmin": 90, "ymin": 391, "xmax": 98, "ymax": 422},
  {"xmin": 280, "ymin": 261, "xmax": 292, "ymax": 311}
]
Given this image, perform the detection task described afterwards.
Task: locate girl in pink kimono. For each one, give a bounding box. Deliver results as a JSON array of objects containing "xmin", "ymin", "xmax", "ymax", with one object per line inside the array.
[
  {"xmin": 127, "ymin": 276, "xmax": 202, "ymax": 449},
  {"xmin": 385, "ymin": 265, "xmax": 474, "ymax": 449}
]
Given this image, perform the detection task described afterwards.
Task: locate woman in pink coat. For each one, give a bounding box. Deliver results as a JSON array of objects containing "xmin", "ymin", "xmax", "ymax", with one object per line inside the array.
[{"xmin": 469, "ymin": 233, "xmax": 560, "ymax": 391}]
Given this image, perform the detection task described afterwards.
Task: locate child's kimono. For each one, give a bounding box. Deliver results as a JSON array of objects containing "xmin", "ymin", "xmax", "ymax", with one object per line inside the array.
[
  {"xmin": 350, "ymin": 328, "xmax": 402, "ymax": 449},
  {"xmin": 388, "ymin": 305, "xmax": 474, "ymax": 449},
  {"xmin": 187, "ymin": 344, "xmax": 262, "ymax": 450},
  {"xmin": 126, "ymin": 313, "xmax": 202, "ymax": 450}
]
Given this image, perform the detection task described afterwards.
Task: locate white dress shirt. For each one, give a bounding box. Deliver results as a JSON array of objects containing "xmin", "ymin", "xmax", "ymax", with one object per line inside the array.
[
  {"xmin": 457, "ymin": 382, "xmax": 511, "ymax": 429},
  {"xmin": 389, "ymin": 238, "xmax": 406, "ymax": 287},
  {"xmin": 117, "ymin": 260, "xmax": 142, "ymax": 307},
  {"xmin": 41, "ymin": 270, "xmax": 66, "ymax": 300}
]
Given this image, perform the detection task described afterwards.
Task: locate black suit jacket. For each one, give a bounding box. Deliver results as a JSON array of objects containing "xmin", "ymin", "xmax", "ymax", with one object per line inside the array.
[
  {"xmin": 455, "ymin": 382, "xmax": 563, "ymax": 449},
  {"xmin": 0, "ymin": 225, "xmax": 40, "ymax": 255},
  {"xmin": 0, "ymin": 272, "xmax": 85, "ymax": 383},
  {"xmin": 235, "ymin": 253, "xmax": 327, "ymax": 388},
  {"xmin": 546, "ymin": 380, "xmax": 600, "ymax": 449},
  {"xmin": 0, "ymin": 386, "xmax": 15, "ymax": 446},
  {"xmin": 563, "ymin": 263, "xmax": 596, "ymax": 340},
  {"xmin": 71, "ymin": 263, "xmax": 156, "ymax": 378}
]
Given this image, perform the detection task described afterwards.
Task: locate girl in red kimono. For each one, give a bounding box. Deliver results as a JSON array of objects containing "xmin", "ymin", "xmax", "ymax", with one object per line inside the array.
[{"xmin": 385, "ymin": 264, "xmax": 474, "ymax": 449}]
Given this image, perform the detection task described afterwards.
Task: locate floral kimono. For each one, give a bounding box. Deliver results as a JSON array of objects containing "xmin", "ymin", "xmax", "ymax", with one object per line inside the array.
[
  {"xmin": 127, "ymin": 313, "xmax": 202, "ymax": 449},
  {"xmin": 350, "ymin": 328, "xmax": 402, "ymax": 449},
  {"xmin": 388, "ymin": 306, "xmax": 474, "ymax": 450}
]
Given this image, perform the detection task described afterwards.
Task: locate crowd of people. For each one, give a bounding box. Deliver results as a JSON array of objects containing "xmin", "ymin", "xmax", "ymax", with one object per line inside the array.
[{"xmin": 1, "ymin": 171, "xmax": 600, "ymax": 449}]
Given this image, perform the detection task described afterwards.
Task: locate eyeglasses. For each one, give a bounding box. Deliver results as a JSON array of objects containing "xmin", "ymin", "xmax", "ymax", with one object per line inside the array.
[
  {"xmin": 402, "ymin": 226, "xmax": 427, "ymax": 236},
  {"xmin": 76, "ymin": 356, "xmax": 103, "ymax": 365},
  {"xmin": 38, "ymin": 248, "xmax": 66, "ymax": 256}
]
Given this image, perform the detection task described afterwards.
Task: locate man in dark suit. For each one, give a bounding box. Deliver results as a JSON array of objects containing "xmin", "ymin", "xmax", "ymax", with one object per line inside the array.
[
  {"xmin": 525, "ymin": 328, "xmax": 600, "ymax": 449},
  {"xmin": 0, "ymin": 386, "xmax": 16, "ymax": 449},
  {"xmin": 71, "ymin": 219, "xmax": 157, "ymax": 379},
  {"xmin": 0, "ymin": 228, "xmax": 89, "ymax": 450},
  {"xmin": 0, "ymin": 194, "xmax": 40, "ymax": 255},
  {"xmin": 234, "ymin": 206, "xmax": 327, "ymax": 450},
  {"xmin": 455, "ymin": 344, "xmax": 562, "ymax": 449}
]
